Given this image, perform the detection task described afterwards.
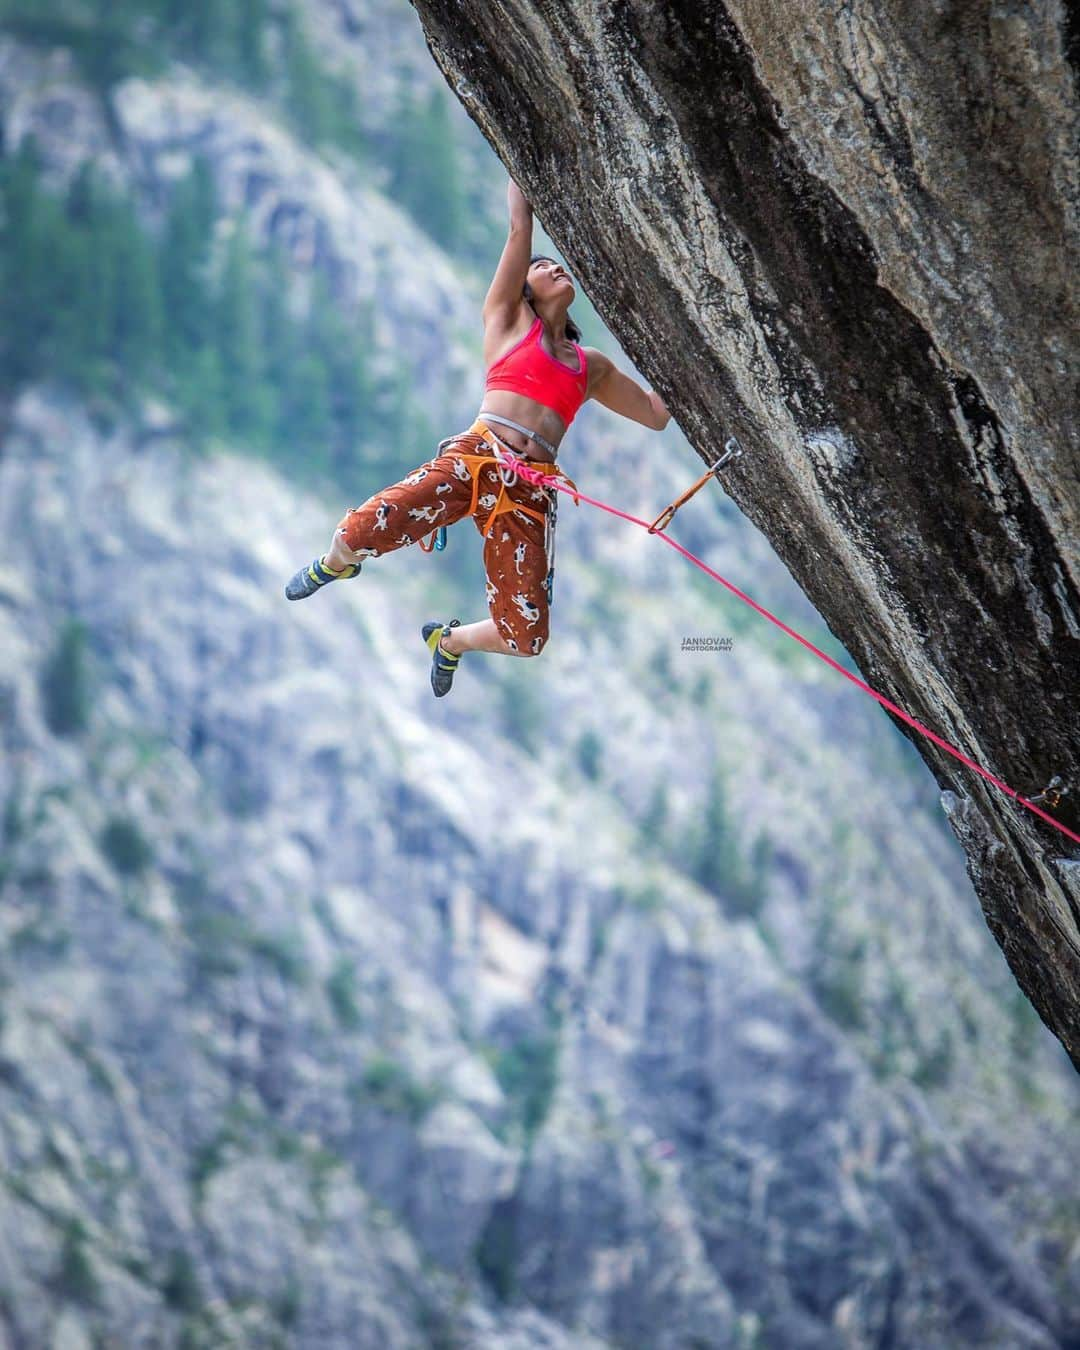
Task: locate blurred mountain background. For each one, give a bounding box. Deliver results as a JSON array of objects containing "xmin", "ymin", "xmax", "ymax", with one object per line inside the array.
[{"xmin": 0, "ymin": 1, "xmax": 1077, "ymax": 1346}]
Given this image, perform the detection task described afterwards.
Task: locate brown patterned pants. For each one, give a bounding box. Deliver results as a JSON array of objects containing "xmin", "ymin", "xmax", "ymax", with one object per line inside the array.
[{"xmin": 335, "ymin": 422, "xmax": 575, "ymax": 655}]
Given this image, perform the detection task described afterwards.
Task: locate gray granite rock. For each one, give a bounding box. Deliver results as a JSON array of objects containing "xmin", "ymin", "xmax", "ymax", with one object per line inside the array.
[{"xmin": 406, "ymin": 0, "xmax": 1080, "ymax": 1071}]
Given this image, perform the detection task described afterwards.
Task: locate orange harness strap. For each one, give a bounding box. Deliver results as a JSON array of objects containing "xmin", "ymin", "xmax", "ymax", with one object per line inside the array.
[{"xmin": 446, "ymin": 422, "xmax": 581, "ymax": 541}]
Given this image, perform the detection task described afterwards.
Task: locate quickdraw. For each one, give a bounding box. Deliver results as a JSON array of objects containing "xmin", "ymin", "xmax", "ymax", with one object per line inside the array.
[
  {"xmin": 1029, "ymin": 775, "xmax": 1068, "ymax": 810},
  {"xmin": 648, "ymin": 435, "xmax": 744, "ymax": 534}
]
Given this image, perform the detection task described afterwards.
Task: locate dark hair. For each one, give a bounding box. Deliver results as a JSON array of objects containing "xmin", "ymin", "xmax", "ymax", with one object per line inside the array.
[{"xmin": 524, "ymin": 254, "xmax": 582, "ymax": 342}]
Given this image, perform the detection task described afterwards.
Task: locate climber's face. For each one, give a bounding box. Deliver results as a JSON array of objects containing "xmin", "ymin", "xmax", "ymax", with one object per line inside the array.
[{"xmin": 528, "ymin": 256, "xmax": 575, "ymax": 303}]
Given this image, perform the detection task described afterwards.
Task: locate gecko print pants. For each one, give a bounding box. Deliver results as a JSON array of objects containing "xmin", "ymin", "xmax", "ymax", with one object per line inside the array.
[{"xmin": 334, "ymin": 424, "xmax": 572, "ymax": 655}]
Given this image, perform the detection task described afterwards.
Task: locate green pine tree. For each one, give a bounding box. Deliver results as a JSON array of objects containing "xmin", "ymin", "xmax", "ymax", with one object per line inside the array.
[
  {"xmin": 0, "ymin": 140, "xmax": 67, "ymax": 388},
  {"xmin": 640, "ymin": 781, "xmax": 670, "ymax": 849},
  {"xmin": 111, "ymin": 196, "xmax": 165, "ymax": 386},
  {"xmin": 236, "ymin": 0, "xmax": 271, "ymax": 86},
  {"xmin": 306, "ymin": 273, "xmax": 373, "ymax": 476},
  {"xmin": 283, "ymin": 9, "xmax": 334, "ymax": 145},
  {"xmin": 416, "ymin": 86, "xmax": 467, "ymax": 250},
  {"xmin": 259, "ymin": 247, "xmax": 297, "ymax": 458},
  {"xmin": 52, "ymin": 225, "xmax": 97, "ymax": 390},
  {"xmin": 182, "ymin": 344, "xmax": 227, "ymax": 449},
  {"xmin": 279, "ymin": 350, "xmax": 333, "ymax": 481},
  {"xmin": 745, "ymin": 830, "xmax": 773, "ymax": 910},
  {"xmin": 160, "ymin": 156, "xmax": 217, "ymax": 369},
  {"xmin": 40, "ymin": 619, "xmax": 92, "ymax": 738},
  {"xmin": 332, "ymin": 310, "xmax": 374, "ymax": 472},
  {"xmin": 389, "ymin": 85, "xmax": 425, "ymax": 216},
  {"xmin": 328, "ymin": 71, "xmax": 367, "ymax": 162},
  {"xmin": 217, "ymin": 223, "xmax": 273, "ymax": 444},
  {"xmin": 692, "ymin": 765, "xmax": 742, "ymax": 897},
  {"xmin": 169, "ymin": 0, "xmax": 235, "ymax": 68},
  {"xmin": 390, "ymin": 84, "xmax": 467, "ymax": 251}
]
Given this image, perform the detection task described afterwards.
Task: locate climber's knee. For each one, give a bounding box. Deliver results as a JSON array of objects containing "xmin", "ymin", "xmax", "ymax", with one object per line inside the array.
[
  {"xmin": 326, "ymin": 521, "xmax": 370, "ymax": 566},
  {"xmin": 494, "ymin": 603, "xmax": 549, "ymax": 656},
  {"xmin": 332, "ymin": 503, "xmax": 385, "ymax": 559},
  {"xmin": 501, "ymin": 631, "xmax": 547, "ymax": 657}
]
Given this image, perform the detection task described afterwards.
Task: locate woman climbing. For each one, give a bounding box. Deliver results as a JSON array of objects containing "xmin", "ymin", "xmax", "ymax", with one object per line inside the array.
[{"xmin": 284, "ymin": 175, "xmax": 671, "ymax": 697}]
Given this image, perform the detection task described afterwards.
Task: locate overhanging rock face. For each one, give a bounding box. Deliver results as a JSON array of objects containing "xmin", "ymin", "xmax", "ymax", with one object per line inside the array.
[{"xmin": 409, "ymin": 1, "xmax": 1080, "ymax": 1066}]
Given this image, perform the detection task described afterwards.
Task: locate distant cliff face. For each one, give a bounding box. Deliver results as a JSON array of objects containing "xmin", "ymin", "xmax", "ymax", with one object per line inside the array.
[
  {"xmin": 409, "ymin": 0, "xmax": 1080, "ymax": 1066},
  {"xmin": 2, "ymin": 5, "xmax": 1079, "ymax": 1348},
  {"xmin": 0, "ymin": 391, "xmax": 1074, "ymax": 1349}
]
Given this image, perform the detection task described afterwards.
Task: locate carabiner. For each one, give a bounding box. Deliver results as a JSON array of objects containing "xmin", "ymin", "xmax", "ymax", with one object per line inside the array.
[
  {"xmin": 418, "ymin": 524, "xmax": 448, "ymax": 553},
  {"xmin": 712, "ymin": 436, "xmax": 744, "ymax": 476},
  {"xmin": 494, "ymin": 448, "xmax": 518, "ymax": 488},
  {"xmin": 1029, "ymin": 774, "xmax": 1068, "ymax": 809}
]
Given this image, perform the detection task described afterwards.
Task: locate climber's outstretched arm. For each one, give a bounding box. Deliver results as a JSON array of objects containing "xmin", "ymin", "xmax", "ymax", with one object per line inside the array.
[
  {"xmin": 586, "ymin": 349, "xmax": 671, "ymax": 430},
  {"xmin": 483, "ymin": 177, "xmax": 533, "ymax": 322}
]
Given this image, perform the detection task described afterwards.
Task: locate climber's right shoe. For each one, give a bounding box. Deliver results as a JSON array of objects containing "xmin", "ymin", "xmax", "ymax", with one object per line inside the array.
[
  {"xmin": 285, "ymin": 556, "xmax": 361, "ymax": 601},
  {"xmin": 422, "ymin": 619, "xmax": 462, "ymax": 698}
]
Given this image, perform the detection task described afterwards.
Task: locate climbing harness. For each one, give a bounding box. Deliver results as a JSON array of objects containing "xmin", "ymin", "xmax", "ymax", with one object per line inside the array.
[
  {"xmin": 649, "ymin": 437, "xmax": 744, "ymax": 534},
  {"xmin": 418, "ymin": 420, "xmax": 581, "ymax": 605},
  {"xmin": 495, "ymin": 443, "xmax": 1080, "ymax": 848}
]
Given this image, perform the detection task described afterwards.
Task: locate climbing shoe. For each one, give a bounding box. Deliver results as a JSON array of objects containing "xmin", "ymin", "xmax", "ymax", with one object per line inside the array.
[
  {"xmin": 285, "ymin": 556, "xmax": 361, "ymax": 601},
  {"xmin": 422, "ymin": 619, "xmax": 462, "ymax": 698}
]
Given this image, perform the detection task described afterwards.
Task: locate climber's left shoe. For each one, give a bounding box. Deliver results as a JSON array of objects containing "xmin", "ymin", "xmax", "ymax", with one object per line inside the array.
[{"xmin": 285, "ymin": 556, "xmax": 361, "ymax": 601}]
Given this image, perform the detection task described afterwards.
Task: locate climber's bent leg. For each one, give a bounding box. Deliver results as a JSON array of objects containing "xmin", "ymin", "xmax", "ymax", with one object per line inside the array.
[
  {"xmin": 334, "ymin": 451, "xmax": 476, "ymax": 559},
  {"xmin": 479, "ymin": 485, "xmax": 553, "ymax": 657}
]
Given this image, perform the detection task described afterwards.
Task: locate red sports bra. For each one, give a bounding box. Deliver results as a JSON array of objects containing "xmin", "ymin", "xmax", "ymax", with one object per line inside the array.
[{"xmin": 484, "ymin": 315, "xmax": 589, "ymax": 427}]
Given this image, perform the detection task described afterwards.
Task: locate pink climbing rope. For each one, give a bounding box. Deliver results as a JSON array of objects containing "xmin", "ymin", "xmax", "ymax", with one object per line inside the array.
[{"xmin": 505, "ymin": 453, "xmax": 1080, "ymax": 847}]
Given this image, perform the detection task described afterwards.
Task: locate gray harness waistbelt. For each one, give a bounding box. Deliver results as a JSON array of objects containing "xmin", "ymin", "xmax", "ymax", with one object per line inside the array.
[{"xmin": 477, "ymin": 409, "xmax": 559, "ymax": 459}]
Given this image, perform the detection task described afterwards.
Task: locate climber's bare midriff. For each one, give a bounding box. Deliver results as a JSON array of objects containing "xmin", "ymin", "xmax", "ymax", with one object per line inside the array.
[{"xmin": 476, "ymin": 391, "xmax": 568, "ymax": 464}]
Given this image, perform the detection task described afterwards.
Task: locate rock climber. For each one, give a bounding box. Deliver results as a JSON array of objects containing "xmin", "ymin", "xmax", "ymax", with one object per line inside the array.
[{"xmin": 285, "ymin": 175, "xmax": 671, "ymax": 696}]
